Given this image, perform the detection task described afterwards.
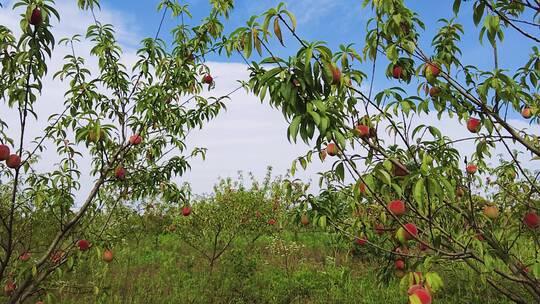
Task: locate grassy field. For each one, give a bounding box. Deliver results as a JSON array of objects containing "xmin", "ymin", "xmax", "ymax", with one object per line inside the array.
[{"xmin": 52, "ymin": 231, "xmax": 512, "ymax": 304}]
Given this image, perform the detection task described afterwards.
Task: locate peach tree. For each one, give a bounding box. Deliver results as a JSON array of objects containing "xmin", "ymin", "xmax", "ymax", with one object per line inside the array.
[
  {"xmin": 0, "ymin": 0, "xmax": 236, "ymax": 302},
  {"xmin": 172, "ymin": 170, "xmax": 306, "ymax": 273},
  {"xmin": 222, "ymin": 1, "xmax": 540, "ymax": 303}
]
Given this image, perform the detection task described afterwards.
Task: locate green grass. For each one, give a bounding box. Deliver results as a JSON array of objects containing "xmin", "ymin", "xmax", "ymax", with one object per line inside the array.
[{"xmin": 49, "ymin": 233, "xmax": 512, "ymax": 304}]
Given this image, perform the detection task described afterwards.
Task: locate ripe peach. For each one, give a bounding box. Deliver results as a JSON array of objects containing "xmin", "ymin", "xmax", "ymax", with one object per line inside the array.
[
  {"xmin": 51, "ymin": 250, "xmax": 65, "ymax": 264},
  {"xmin": 392, "ymin": 65, "xmax": 403, "ymax": 79},
  {"xmin": 388, "ymin": 200, "xmax": 406, "ymax": 216},
  {"xmin": 6, "ymin": 154, "xmax": 21, "ymax": 169},
  {"xmin": 425, "ymin": 62, "xmax": 440, "ymax": 77},
  {"xmin": 466, "ymin": 164, "xmax": 477, "ymax": 175},
  {"xmin": 4, "ymin": 281, "xmax": 16, "ymax": 296},
  {"xmin": 523, "ymin": 212, "xmax": 539, "ymax": 229},
  {"xmin": 114, "ymin": 166, "xmax": 126, "ymax": 180},
  {"xmin": 331, "ymin": 65, "xmax": 341, "ymax": 85},
  {"xmin": 375, "ymin": 224, "xmax": 385, "ymax": 235},
  {"xmin": 129, "ymin": 134, "xmax": 142, "ymax": 145},
  {"xmin": 356, "ymin": 124, "xmax": 370, "ymax": 138},
  {"xmin": 358, "ymin": 182, "xmax": 367, "ymax": 194},
  {"xmin": 0, "ymin": 145, "xmax": 10, "ymax": 161},
  {"xmin": 467, "ymin": 118, "xmax": 481, "ymax": 133},
  {"xmin": 409, "ymin": 287, "xmax": 432, "ymax": 304},
  {"xmin": 522, "ymin": 107, "xmax": 532, "ymax": 119},
  {"xmin": 182, "ymin": 206, "xmax": 191, "ymax": 216},
  {"xmin": 429, "ymin": 87, "xmax": 440, "ymax": 97},
  {"xmin": 18, "ymin": 252, "xmax": 31, "ymax": 262},
  {"xmin": 326, "ymin": 143, "xmax": 338, "ymax": 156},
  {"xmin": 77, "ymin": 239, "xmax": 90, "ymax": 251},
  {"xmin": 319, "ymin": 149, "xmax": 327, "ymax": 161},
  {"xmin": 356, "ymin": 238, "xmax": 367, "ymax": 246},
  {"xmin": 29, "ymin": 8, "xmax": 42, "ymax": 26},
  {"xmin": 403, "ymin": 223, "xmax": 418, "ymax": 240},
  {"xmin": 202, "ymin": 74, "xmax": 213, "ymax": 84}
]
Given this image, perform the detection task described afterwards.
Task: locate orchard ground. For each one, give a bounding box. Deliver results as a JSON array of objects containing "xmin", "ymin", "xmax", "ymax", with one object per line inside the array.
[{"xmin": 52, "ymin": 218, "xmax": 514, "ymax": 304}]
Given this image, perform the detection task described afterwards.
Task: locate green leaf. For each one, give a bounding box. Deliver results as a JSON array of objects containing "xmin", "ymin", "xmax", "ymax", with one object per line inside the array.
[
  {"xmin": 334, "ymin": 131, "xmax": 346, "ymax": 150},
  {"xmin": 319, "ymin": 215, "xmax": 327, "ymax": 228},
  {"xmin": 453, "ymin": 0, "xmax": 461, "ymax": 15},
  {"xmin": 299, "ymin": 157, "xmax": 308, "ymax": 170},
  {"xmin": 426, "ymin": 272, "xmax": 444, "ymax": 292},
  {"xmin": 288, "ymin": 116, "xmax": 302, "ymax": 142},
  {"xmin": 413, "ymin": 178, "xmax": 425, "ymax": 208},
  {"xmin": 376, "ymin": 168, "xmax": 392, "ymax": 185},
  {"xmin": 308, "ymin": 109, "xmax": 321, "ymax": 126},
  {"xmin": 283, "ymin": 10, "xmax": 297, "ymax": 31},
  {"xmin": 335, "ymin": 162, "xmax": 345, "ymax": 181},
  {"xmin": 440, "ymin": 178, "xmax": 456, "ymax": 201},
  {"xmin": 473, "ymin": 2, "xmax": 485, "ymax": 26}
]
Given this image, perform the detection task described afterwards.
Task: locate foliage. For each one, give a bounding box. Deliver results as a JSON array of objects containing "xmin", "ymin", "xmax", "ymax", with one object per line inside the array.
[{"xmin": 221, "ymin": 1, "xmax": 540, "ymax": 303}]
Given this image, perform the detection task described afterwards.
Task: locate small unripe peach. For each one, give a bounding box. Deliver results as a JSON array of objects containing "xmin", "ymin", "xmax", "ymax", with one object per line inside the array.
[
  {"xmin": 103, "ymin": 250, "xmax": 114, "ymax": 263},
  {"xmin": 355, "ymin": 238, "xmax": 367, "ymax": 246},
  {"xmin": 456, "ymin": 187, "xmax": 465, "ymax": 198},
  {"xmin": 300, "ymin": 214, "xmax": 309, "ymax": 226},
  {"xmin": 395, "ymin": 259, "xmax": 405, "ymax": 270},
  {"xmin": 483, "ymin": 205, "xmax": 499, "ymax": 219}
]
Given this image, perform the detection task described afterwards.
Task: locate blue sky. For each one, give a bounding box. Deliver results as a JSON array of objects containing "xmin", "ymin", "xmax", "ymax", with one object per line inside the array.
[
  {"xmin": 99, "ymin": 0, "xmax": 536, "ymax": 122},
  {"xmin": 102, "ymin": 0, "xmax": 532, "ymax": 73}
]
